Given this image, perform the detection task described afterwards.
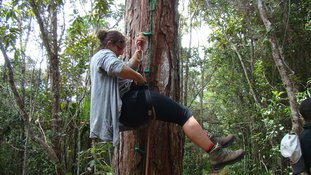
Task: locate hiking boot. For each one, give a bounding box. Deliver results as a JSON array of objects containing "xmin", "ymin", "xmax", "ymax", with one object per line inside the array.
[
  {"xmin": 210, "ymin": 134, "xmax": 235, "ymax": 148},
  {"xmin": 209, "ymin": 143, "xmax": 245, "ymax": 170}
]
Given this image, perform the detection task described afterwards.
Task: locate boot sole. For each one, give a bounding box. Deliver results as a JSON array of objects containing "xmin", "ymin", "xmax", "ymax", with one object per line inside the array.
[{"xmin": 211, "ymin": 151, "xmax": 245, "ymax": 171}]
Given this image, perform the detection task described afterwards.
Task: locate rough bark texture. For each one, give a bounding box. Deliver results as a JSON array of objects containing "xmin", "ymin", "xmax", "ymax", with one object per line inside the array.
[{"xmin": 113, "ymin": 0, "xmax": 184, "ymax": 174}]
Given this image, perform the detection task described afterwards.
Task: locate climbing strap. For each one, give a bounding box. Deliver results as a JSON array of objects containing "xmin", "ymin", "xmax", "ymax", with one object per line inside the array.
[
  {"xmin": 144, "ymin": 86, "xmax": 156, "ymax": 120},
  {"xmin": 144, "ymin": 86, "xmax": 156, "ymax": 175},
  {"xmin": 134, "ymin": 85, "xmax": 156, "ymax": 175}
]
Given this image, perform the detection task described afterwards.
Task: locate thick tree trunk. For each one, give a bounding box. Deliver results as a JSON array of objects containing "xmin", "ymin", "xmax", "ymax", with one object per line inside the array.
[
  {"xmin": 257, "ymin": 0, "xmax": 302, "ymax": 134},
  {"xmin": 113, "ymin": 0, "xmax": 184, "ymax": 175}
]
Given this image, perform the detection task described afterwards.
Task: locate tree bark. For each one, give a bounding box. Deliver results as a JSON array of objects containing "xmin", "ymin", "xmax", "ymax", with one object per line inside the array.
[
  {"xmin": 257, "ymin": 0, "xmax": 302, "ymax": 134},
  {"xmin": 114, "ymin": 0, "xmax": 184, "ymax": 174}
]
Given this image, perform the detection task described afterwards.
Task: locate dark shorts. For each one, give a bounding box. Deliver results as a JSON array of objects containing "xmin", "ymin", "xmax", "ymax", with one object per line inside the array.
[{"xmin": 119, "ymin": 86, "xmax": 192, "ymax": 128}]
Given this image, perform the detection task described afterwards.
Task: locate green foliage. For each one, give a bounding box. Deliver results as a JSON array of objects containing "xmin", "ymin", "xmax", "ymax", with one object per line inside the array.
[
  {"xmin": 81, "ymin": 96, "xmax": 91, "ymax": 121},
  {"xmin": 182, "ymin": 0, "xmax": 311, "ymax": 174},
  {"xmin": 91, "ymin": 0, "xmax": 113, "ymax": 19},
  {"xmin": 0, "ymin": 2, "xmax": 21, "ymax": 48},
  {"xmin": 25, "ymin": 143, "xmax": 55, "ymax": 175},
  {"xmin": 0, "ymin": 77, "xmax": 23, "ymax": 175},
  {"xmin": 0, "ymin": 65, "xmax": 55, "ymax": 174},
  {"xmin": 183, "ymin": 140, "xmax": 208, "ymax": 175},
  {"xmin": 0, "ymin": 0, "xmax": 119, "ymax": 174},
  {"xmin": 79, "ymin": 142, "xmax": 113, "ymax": 175},
  {"xmin": 1, "ymin": 0, "xmax": 311, "ymax": 174}
]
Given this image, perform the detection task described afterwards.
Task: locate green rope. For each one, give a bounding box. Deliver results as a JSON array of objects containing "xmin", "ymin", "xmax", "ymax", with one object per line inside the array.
[
  {"xmin": 143, "ymin": 0, "xmax": 156, "ymax": 78},
  {"xmin": 143, "ymin": 31, "xmax": 151, "ymax": 75},
  {"xmin": 134, "ymin": 130, "xmax": 146, "ymax": 175}
]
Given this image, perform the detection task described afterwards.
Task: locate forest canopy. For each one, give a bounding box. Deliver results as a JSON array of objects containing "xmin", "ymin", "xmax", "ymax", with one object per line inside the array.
[{"xmin": 0, "ymin": 0, "xmax": 311, "ymax": 174}]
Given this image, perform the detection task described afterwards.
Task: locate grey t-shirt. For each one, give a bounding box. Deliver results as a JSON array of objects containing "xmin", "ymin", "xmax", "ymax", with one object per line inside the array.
[{"xmin": 89, "ymin": 49, "xmax": 131, "ymax": 146}]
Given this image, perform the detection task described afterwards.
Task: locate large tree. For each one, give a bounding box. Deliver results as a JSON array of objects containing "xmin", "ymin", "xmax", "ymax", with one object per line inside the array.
[{"xmin": 113, "ymin": 0, "xmax": 184, "ymax": 174}]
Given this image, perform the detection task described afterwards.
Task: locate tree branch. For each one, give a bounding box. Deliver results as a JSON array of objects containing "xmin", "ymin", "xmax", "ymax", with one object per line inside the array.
[{"xmin": 257, "ymin": 0, "xmax": 302, "ymax": 134}]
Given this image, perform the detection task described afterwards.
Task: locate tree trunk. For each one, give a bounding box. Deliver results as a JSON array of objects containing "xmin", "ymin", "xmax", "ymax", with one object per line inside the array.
[
  {"xmin": 49, "ymin": 1, "xmax": 62, "ymax": 171},
  {"xmin": 28, "ymin": 0, "xmax": 64, "ymax": 174},
  {"xmin": 113, "ymin": 0, "xmax": 184, "ymax": 175},
  {"xmin": 257, "ymin": 0, "xmax": 302, "ymax": 134}
]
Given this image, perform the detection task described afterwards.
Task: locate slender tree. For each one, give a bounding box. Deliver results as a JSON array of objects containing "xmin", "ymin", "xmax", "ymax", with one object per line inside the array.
[
  {"xmin": 28, "ymin": 0, "xmax": 64, "ymax": 174},
  {"xmin": 257, "ymin": 0, "xmax": 302, "ymax": 134}
]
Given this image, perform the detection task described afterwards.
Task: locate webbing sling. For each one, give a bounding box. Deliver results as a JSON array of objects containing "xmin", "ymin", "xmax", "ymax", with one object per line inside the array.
[{"xmin": 143, "ymin": 85, "xmax": 156, "ymax": 120}]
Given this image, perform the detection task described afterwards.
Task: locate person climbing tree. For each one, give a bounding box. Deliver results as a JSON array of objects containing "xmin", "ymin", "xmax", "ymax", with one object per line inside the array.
[{"xmin": 89, "ymin": 29, "xmax": 245, "ymax": 171}]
